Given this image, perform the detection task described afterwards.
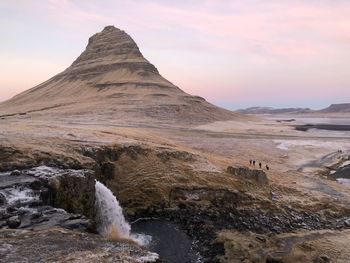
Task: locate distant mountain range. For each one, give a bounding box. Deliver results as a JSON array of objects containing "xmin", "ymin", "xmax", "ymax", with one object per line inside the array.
[
  {"xmin": 238, "ymin": 103, "xmax": 350, "ymax": 114},
  {"xmin": 237, "ymin": 107, "xmax": 311, "ymax": 114},
  {"xmin": 319, "ymin": 103, "xmax": 350, "ymax": 113}
]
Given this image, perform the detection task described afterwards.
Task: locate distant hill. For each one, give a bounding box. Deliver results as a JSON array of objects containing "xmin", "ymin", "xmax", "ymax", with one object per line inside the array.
[
  {"xmin": 238, "ymin": 107, "xmax": 311, "ymax": 115},
  {"xmin": 239, "ymin": 104, "xmax": 350, "ymax": 115},
  {"xmin": 0, "ymin": 26, "xmax": 243, "ymax": 125},
  {"xmin": 319, "ymin": 103, "xmax": 350, "ymax": 113}
]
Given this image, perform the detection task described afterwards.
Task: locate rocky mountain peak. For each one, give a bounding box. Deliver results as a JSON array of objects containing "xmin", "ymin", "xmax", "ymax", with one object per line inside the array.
[{"xmin": 71, "ymin": 25, "xmax": 146, "ymax": 68}]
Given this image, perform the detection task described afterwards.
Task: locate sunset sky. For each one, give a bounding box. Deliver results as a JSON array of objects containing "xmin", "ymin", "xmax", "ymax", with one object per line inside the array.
[{"xmin": 1, "ymin": 0, "xmax": 349, "ymax": 109}]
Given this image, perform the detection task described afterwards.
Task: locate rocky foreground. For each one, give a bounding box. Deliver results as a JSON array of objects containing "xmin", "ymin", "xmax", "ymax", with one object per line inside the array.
[
  {"xmin": 1, "ymin": 131, "xmax": 350, "ymax": 262},
  {"xmin": 1, "ymin": 227, "xmax": 159, "ymax": 263}
]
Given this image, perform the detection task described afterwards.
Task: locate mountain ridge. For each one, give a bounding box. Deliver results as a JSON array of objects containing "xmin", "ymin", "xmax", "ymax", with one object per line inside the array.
[
  {"xmin": 319, "ymin": 103, "xmax": 350, "ymax": 113},
  {"xmin": 238, "ymin": 103, "xmax": 350, "ymax": 115},
  {"xmin": 238, "ymin": 106, "xmax": 311, "ymax": 115}
]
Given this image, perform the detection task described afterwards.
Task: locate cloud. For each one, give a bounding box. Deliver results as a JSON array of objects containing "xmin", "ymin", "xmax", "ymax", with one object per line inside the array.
[
  {"xmin": 1, "ymin": 0, "xmax": 349, "ymax": 107},
  {"xmin": 46, "ymin": 0, "xmax": 107, "ymax": 23},
  {"xmin": 134, "ymin": 0, "xmax": 350, "ymax": 60},
  {"xmin": 4, "ymin": 0, "xmax": 349, "ymax": 60}
]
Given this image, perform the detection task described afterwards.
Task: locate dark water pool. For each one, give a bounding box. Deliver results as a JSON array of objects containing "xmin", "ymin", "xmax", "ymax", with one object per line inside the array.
[{"xmin": 131, "ymin": 218, "xmax": 202, "ymax": 263}]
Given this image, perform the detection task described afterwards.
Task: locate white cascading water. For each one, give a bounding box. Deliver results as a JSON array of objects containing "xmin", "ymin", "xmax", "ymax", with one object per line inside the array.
[{"xmin": 95, "ymin": 180, "xmax": 131, "ymax": 239}]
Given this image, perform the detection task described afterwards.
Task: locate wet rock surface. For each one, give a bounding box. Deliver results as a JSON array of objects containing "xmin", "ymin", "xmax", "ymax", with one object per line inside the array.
[
  {"xmin": 44, "ymin": 169, "xmax": 96, "ymax": 223},
  {"xmin": 0, "ymin": 166, "xmax": 94, "ymax": 232}
]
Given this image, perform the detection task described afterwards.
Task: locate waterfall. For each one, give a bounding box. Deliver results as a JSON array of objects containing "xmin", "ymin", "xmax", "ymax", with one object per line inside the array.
[
  {"xmin": 95, "ymin": 180, "xmax": 131, "ymax": 239},
  {"xmin": 94, "ymin": 180, "xmax": 153, "ymax": 247}
]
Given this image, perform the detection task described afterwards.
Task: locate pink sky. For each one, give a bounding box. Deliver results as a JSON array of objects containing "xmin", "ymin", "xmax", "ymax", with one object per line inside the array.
[{"xmin": 0, "ymin": 0, "xmax": 349, "ymax": 109}]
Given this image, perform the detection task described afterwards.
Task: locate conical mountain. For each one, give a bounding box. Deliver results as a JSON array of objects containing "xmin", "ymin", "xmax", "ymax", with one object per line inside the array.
[{"xmin": 0, "ymin": 26, "xmax": 241, "ymax": 125}]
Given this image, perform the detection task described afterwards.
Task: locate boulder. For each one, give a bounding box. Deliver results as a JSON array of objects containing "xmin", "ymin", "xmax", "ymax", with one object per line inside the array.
[
  {"xmin": 227, "ymin": 166, "xmax": 268, "ymax": 185},
  {"xmin": 0, "ymin": 208, "xmax": 11, "ymax": 220},
  {"xmin": 0, "ymin": 192, "xmax": 7, "ymax": 206},
  {"xmin": 316, "ymin": 255, "xmax": 331, "ymax": 263},
  {"xmin": 11, "ymin": 170, "xmax": 21, "ymax": 176},
  {"xmin": 7, "ymin": 215, "xmax": 21, "ymax": 228},
  {"xmin": 266, "ymin": 255, "xmax": 284, "ymax": 263},
  {"xmin": 46, "ymin": 171, "xmax": 96, "ymax": 225},
  {"xmin": 344, "ymin": 218, "xmax": 350, "ymax": 227}
]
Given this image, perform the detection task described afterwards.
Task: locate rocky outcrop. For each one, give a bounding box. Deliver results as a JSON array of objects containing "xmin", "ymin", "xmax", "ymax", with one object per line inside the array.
[
  {"xmin": 45, "ymin": 170, "xmax": 96, "ymax": 223},
  {"xmin": 0, "ymin": 166, "xmax": 95, "ymax": 232},
  {"xmin": 169, "ymin": 187, "xmax": 241, "ymax": 207},
  {"xmin": 227, "ymin": 166, "xmax": 268, "ymax": 185},
  {"xmin": 0, "ymin": 193, "xmax": 6, "ymax": 206},
  {"xmin": 0, "ymin": 144, "xmax": 89, "ymax": 172},
  {"xmin": 0, "ymin": 228, "xmax": 160, "ymax": 263},
  {"xmin": 217, "ymin": 229, "xmax": 350, "ymax": 263},
  {"xmin": 7, "ymin": 215, "xmax": 21, "ymax": 228}
]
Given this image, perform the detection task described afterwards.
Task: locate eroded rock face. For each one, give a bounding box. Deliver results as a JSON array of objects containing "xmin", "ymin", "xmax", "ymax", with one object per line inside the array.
[
  {"xmin": 66, "ymin": 26, "xmax": 161, "ymax": 83},
  {"xmin": 45, "ymin": 170, "xmax": 96, "ymax": 222},
  {"xmin": 169, "ymin": 187, "xmax": 241, "ymax": 207},
  {"xmin": 227, "ymin": 166, "xmax": 268, "ymax": 185}
]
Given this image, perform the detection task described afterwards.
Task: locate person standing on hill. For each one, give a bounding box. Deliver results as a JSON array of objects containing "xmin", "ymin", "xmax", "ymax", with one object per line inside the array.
[
  {"xmin": 259, "ymin": 162, "xmax": 262, "ymax": 169},
  {"xmin": 266, "ymin": 164, "xmax": 269, "ymax": 170},
  {"xmin": 253, "ymin": 160, "xmax": 256, "ymax": 166}
]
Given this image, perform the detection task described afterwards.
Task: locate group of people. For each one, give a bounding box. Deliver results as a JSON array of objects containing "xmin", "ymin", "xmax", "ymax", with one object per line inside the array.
[{"xmin": 250, "ymin": 159, "xmax": 269, "ymax": 170}]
